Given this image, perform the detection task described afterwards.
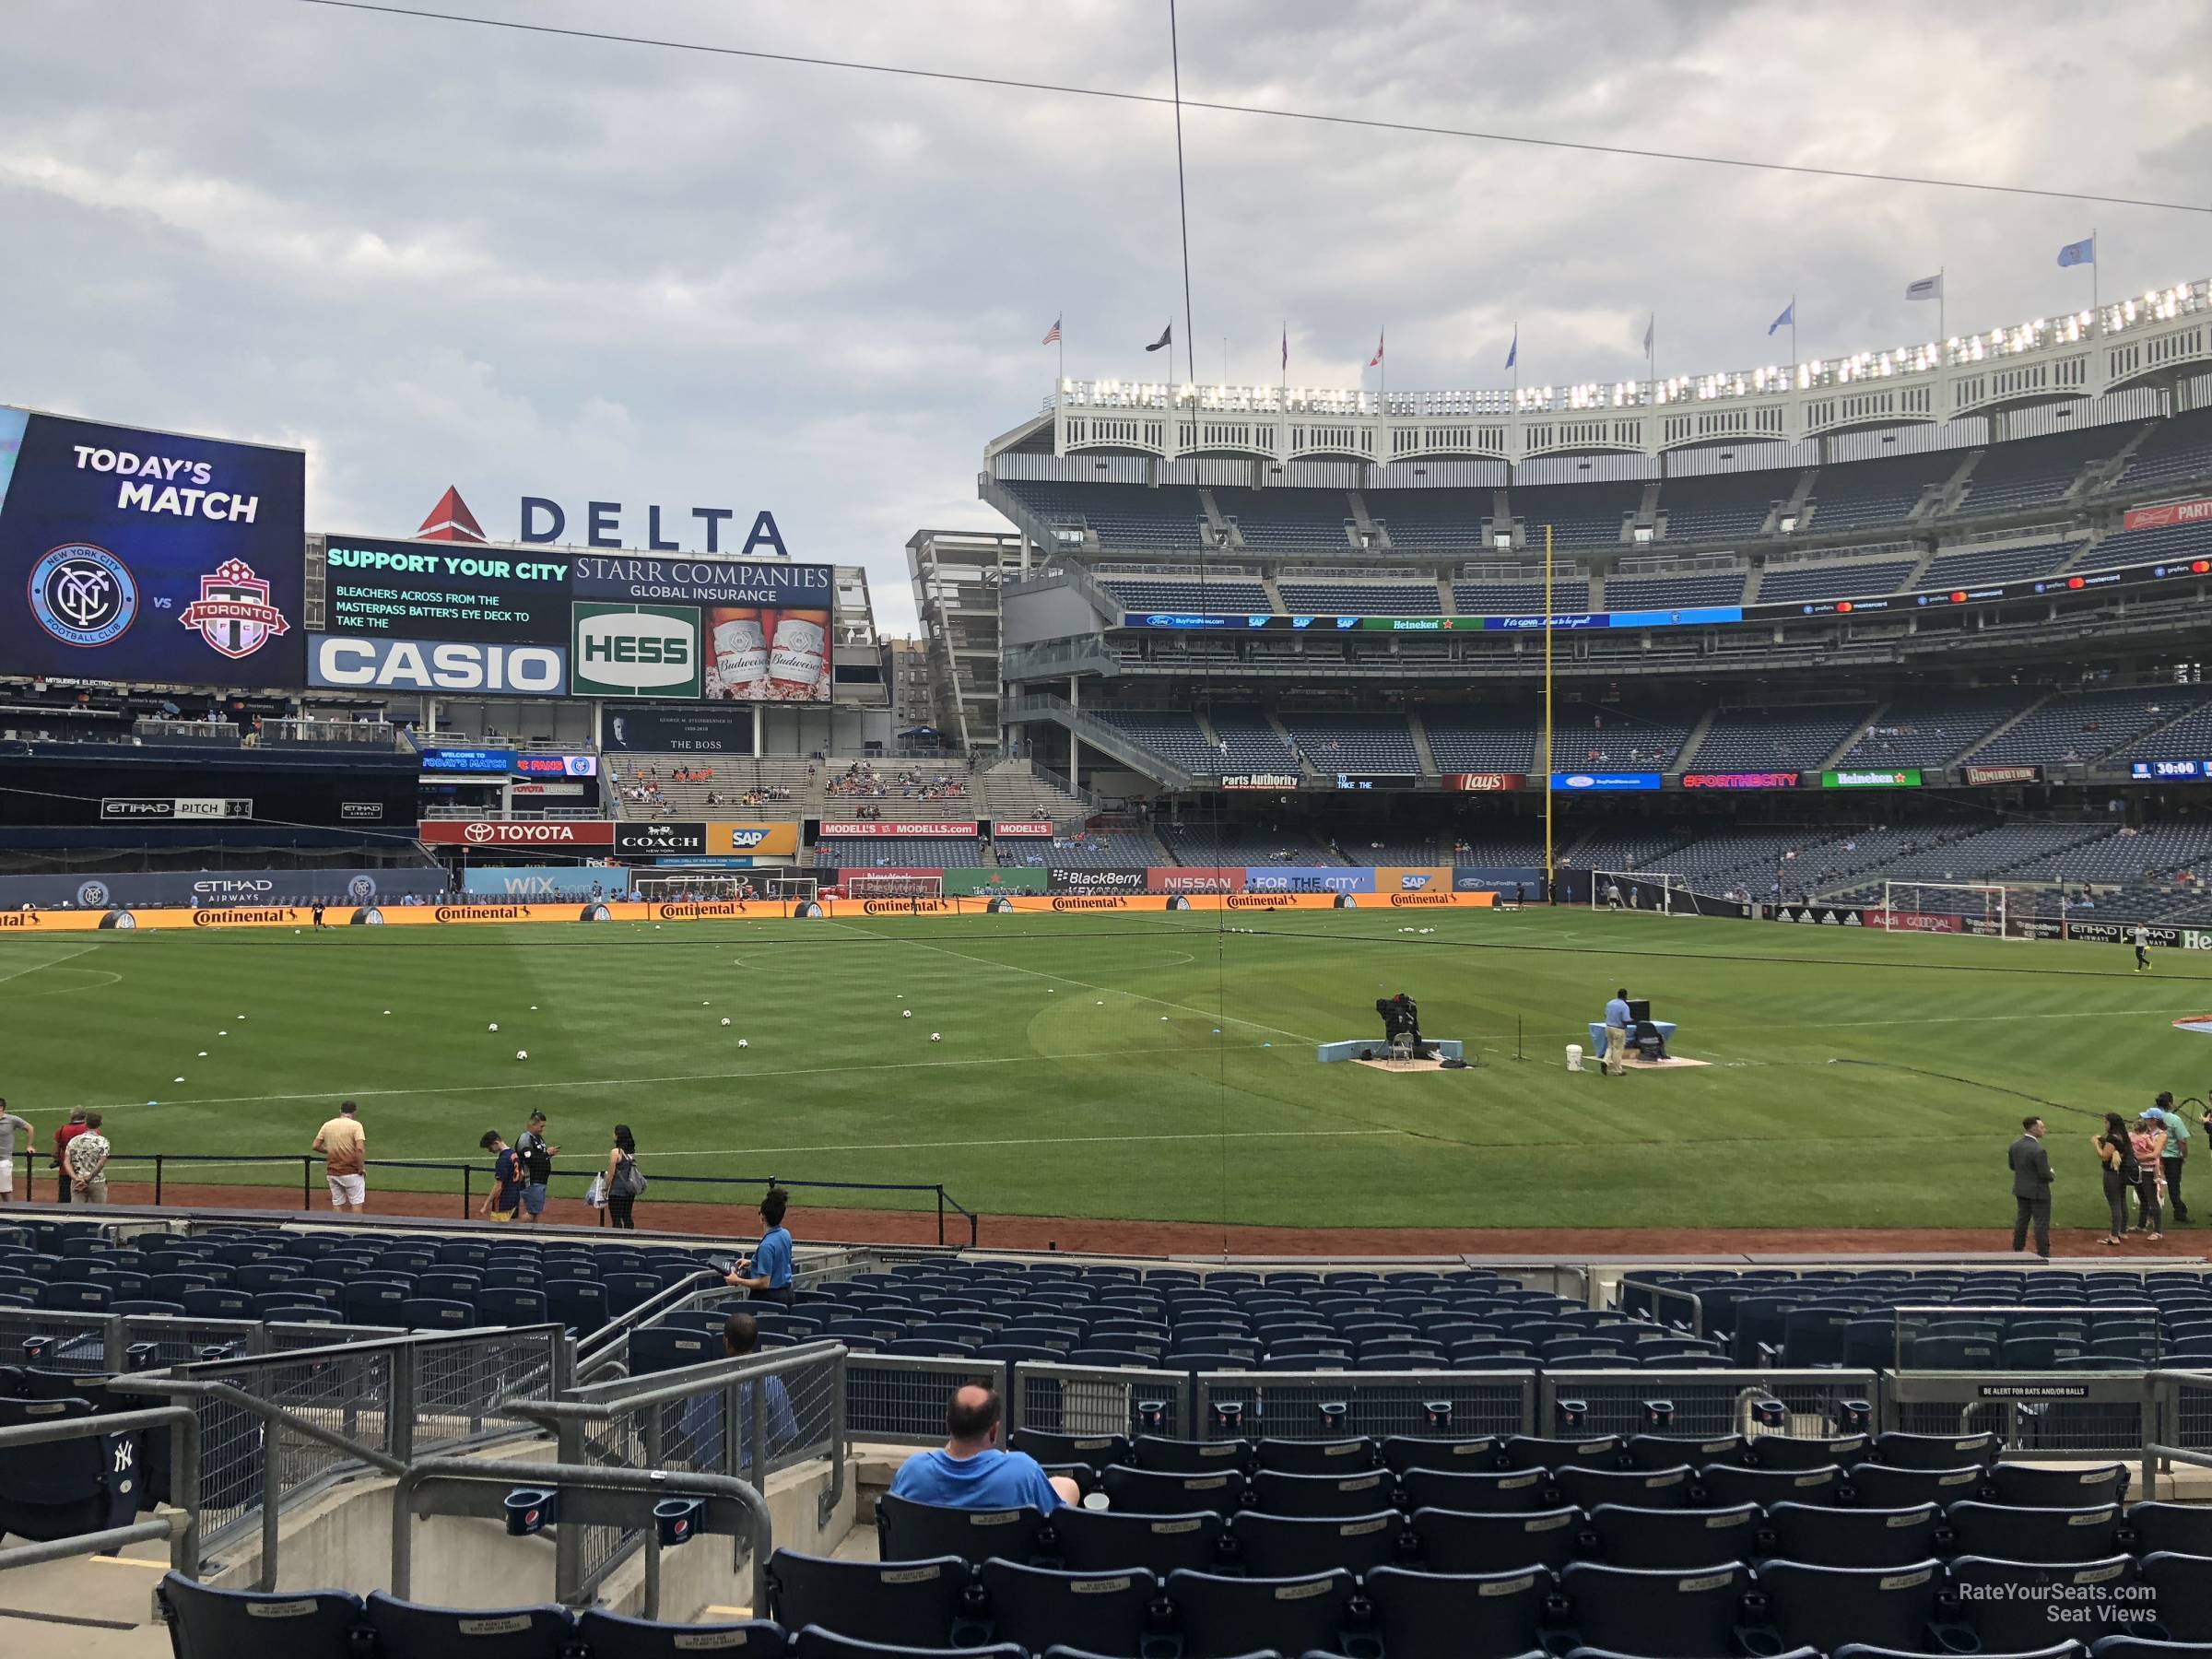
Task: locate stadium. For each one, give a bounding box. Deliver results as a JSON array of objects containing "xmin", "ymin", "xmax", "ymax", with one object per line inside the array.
[{"xmin": 8, "ymin": 6, "xmax": 2212, "ymax": 1657}]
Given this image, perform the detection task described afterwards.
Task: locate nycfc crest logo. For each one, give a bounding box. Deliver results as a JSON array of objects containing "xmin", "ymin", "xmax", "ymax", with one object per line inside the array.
[
  {"xmin": 29, "ymin": 545, "xmax": 137, "ymax": 646},
  {"xmin": 76, "ymin": 879, "xmax": 111, "ymax": 908},
  {"xmin": 177, "ymin": 558, "xmax": 290, "ymax": 660}
]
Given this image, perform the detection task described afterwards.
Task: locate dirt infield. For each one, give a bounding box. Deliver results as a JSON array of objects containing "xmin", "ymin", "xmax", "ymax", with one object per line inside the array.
[{"xmin": 41, "ymin": 1179, "xmax": 2208, "ymax": 1260}]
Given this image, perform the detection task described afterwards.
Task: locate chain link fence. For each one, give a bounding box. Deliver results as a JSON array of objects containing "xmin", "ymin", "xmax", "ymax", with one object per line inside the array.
[{"xmin": 2171, "ymin": 1371, "xmax": 2212, "ymax": 1452}]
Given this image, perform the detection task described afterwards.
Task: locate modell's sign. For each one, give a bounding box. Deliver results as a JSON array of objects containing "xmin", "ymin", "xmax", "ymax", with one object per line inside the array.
[
  {"xmin": 818, "ymin": 821, "xmax": 979, "ymax": 837},
  {"xmin": 1963, "ymin": 764, "xmax": 2041, "ymax": 786},
  {"xmin": 417, "ymin": 819, "xmax": 615, "ymax": 846},
  {"xmin": 2122, "ymin": 497, "xmax": 2212, "ymax": 531},
  {"xmin": 992, "ymin": 821, "xmax": 1055, "ymax": 837},
  {"xmin": 1442, "ymin": 773, "xmax": 1524, "ymax": 792}
]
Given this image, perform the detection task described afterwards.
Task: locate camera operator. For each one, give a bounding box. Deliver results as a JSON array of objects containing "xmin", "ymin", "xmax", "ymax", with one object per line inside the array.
[{"xmin": 1376, "ymin": 992, "xmax": 1429, "ymax": 1056}]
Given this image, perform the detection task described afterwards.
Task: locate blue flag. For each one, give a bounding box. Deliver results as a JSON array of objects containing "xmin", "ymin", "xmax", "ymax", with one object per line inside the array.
[
  {"xmin": 2057, "ymin": 236, "xmax": 2096, "ymax": 268},
  {"xmin": 1768, "ymin": 300, "xmax": 1794, "ymax": 335},
  {"xmin": 1505, "ymin": 327, "xmax": 1517, "ymax": 371}
]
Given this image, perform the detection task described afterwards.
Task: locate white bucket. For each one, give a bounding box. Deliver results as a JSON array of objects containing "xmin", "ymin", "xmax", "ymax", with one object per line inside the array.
[{"xmin": 1566, "ymin": 1043, "xmax": 1584, "ymax": 1073}]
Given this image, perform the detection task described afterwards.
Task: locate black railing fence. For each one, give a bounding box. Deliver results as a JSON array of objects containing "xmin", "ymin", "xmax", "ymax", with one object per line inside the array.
[{"xmin": 14, "ymin": 1151, "xmax": 980, "ymax": 1246}]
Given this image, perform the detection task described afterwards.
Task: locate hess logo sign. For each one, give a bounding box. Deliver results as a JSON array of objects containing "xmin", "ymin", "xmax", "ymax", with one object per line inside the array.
[{"xmin": 571, "ymin": 605, "xmax": 700, "ymax": 698}]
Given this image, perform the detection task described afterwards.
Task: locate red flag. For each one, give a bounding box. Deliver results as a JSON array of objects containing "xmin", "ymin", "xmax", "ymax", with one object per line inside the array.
[{"xmin": 1368, "ymin": 331, "xmax": 1384, "ymax": 368}]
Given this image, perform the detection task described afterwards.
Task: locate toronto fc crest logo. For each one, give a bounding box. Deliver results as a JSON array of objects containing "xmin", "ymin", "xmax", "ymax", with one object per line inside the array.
[{"xmin": 177, "ymin": 558, "xmax": 291, "ymax": 660}]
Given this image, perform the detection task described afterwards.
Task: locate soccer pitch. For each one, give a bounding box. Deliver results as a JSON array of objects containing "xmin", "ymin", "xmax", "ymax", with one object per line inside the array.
[{"xmin": 5, "ymin": 907, "xmax": 2207, "ymax": 1232}]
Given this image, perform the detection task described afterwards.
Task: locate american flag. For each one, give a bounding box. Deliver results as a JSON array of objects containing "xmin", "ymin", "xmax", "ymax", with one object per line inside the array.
[{"xmin": 1041, "ymin": 316, "xmax": 1062, "ymax": 346}]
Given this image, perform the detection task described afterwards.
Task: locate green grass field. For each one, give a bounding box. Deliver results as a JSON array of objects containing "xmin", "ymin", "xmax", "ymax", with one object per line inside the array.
[{"xmin": 4, "ymin": 907, "xmax": 2207, "ymax": 1232}]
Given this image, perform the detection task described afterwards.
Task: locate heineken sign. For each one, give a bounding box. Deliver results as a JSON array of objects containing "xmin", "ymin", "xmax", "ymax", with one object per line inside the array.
[{"xmin": 1821, "ymin": 768, "xmax": 1923, "ymax": 789}]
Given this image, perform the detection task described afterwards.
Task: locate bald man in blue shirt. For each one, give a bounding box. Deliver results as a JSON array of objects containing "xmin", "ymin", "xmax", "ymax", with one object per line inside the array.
[{"xmin": 890, "ymin": 1384, "xmax": 1081, "ymax": 1512}]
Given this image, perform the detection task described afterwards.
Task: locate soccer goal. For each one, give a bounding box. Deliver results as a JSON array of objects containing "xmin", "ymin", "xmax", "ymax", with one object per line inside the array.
[
  {"xmin": 637, "ymin": 875, "xmax": 756, "ymax": 901},
  {"xmin": 767, "ymin": 877, "xmax": 818, "ymax": 903},
  {"xmin": 1878, "ymin": 880, "xmax": 2028, "ymax": 939},
  {"xmin": 1593, "ymin": 871, "xmax": 1688, "ymax": 914},
  {"xmin": 844, "ymin": 874, "xmax": 943, "ymax": 900}
]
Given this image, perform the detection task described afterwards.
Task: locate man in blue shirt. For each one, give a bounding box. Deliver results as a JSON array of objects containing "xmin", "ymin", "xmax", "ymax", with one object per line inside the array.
[
  {"xmin": 888, "ymin": 1385, "xmax": 1079, "ymax": 1511},
  {"xmin": 1602, "ymin": 988, "xmax": 1632, "ymax": 1077},
  {"xmin": 725, "ymin": 1187, "xmax": 797, "ymax": 1306},
  {"xmin": 2152, "ymin": 1092, "xmax": 2192, "ymax": 1224}
]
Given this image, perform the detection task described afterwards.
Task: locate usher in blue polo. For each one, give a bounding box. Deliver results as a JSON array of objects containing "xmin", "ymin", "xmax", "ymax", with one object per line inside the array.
[{"xmin": 751, "ymin": 1225, "xmax": 794, "ymax": 1289}]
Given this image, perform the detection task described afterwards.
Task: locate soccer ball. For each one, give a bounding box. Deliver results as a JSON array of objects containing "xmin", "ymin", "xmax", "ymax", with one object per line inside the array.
[
  {"xmin": 720, "ymin": 1017, "xmax": 732, "ymax": 1027},
  {"xmin": 902, "ymin": 1009, "xmax": 912, "ymax": 1019},
  {"xmin": 738, "ymin": 1038, "xmax": 749, "ymax": 1048},
  {"xmin": 515, "ymin": 1049, "xmax": 528, "ymax": 1061},
  {"xmin": 488, "ymin": 1023, "xmax": 499, "ymax": 1032},
  {"xmin": 930, "ymin": 1032, "xmax": 941, "ymax": 1042}
]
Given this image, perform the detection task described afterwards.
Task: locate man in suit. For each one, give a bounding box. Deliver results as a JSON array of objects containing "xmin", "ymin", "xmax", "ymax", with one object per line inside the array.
[{"xmin": 2008, "ymin": 1116, "xmax": 2053, "ymax": 1259}]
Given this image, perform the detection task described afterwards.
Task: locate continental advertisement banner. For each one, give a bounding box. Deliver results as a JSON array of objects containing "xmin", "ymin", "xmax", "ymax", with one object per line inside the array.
[{"xmin": 0, "ymin": 890, "xmax": 1500, "ymax": 932}]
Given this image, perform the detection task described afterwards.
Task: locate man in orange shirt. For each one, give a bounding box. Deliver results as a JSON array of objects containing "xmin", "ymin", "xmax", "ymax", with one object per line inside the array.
[{"xmin": 312, "ymin": 1100, "xmax": 368, "ymax": 1213}]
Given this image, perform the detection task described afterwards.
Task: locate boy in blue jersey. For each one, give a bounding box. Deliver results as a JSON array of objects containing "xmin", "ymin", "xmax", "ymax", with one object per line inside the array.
[{"xmin": 888, "ymin": 1384, "xmax": 1081, "ymax": 1511}]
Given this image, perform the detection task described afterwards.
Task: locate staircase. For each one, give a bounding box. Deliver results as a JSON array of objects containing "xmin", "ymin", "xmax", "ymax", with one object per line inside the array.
[
  {"xmin": 1924, "ymin": 451, "xmax": 1979, "ymax": 520},
  {"xmin": 1671, "ymin": 706, "xmax": 1721, "ymax": 772},
  {"xmin": 1956, "ymin": 694, "xmax": 2050, "ymax": 762},
  {"xmin": 1776, "ymin": 468, "xmax": 1818, "ymax": 533},
  {"xmin": 1408, "ymin": 711, "xmax": 1440, "ymax": 778},
  {"xmin": 1899, "ymin": 546, "xmax": 1937, "ymax": 591},
  {"xmin": 1818, "ymin": 705, "xmax": 1880, "ymax": 771},
  {"xmin": 1260, "ymin": 572, "xmax": 1288, "ymax": 615},
  {"xmin": 1265, "ymin": 710, "xmax": 1320, "ymax": 775}
]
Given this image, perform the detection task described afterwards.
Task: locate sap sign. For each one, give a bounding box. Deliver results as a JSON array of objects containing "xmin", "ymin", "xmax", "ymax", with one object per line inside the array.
[
  {"xmin": 570, "ymin": 605, "xmax": 700, "ymax": 698},
  {"xmin": 309, "ymin": 634, "xmax": 569, "ymax": 695},
  {"xmin": 518, "ymin": 498, "xmax": 787, "ymax": 556},
  {"xmin": 1549, "ymin": 772, "xmax": 1663, "ymax": 792}
]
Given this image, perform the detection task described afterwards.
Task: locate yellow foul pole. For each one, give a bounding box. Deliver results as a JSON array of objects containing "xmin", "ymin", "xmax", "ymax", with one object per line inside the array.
[{"xmin": 1543, "ymin": 523, "xmax": 1555, "ymax": 899}]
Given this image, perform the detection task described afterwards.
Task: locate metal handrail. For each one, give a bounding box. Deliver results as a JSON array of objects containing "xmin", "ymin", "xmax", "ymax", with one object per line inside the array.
[
  {"xmin": 575, "ymin": 1270, "xmax": 725, "ymax": 1377},
  {"xmin": 393, "ymin": 1456, "xmax": 773, "ymax": 1616},
  {"xmin": 0, "ymin": 1406, "xmax": 201, "ymax": 1576}
]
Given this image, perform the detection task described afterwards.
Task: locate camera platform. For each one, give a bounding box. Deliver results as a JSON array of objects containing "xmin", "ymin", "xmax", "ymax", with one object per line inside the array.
[{"xmin": 1316, "ymin": 1039, "xmax": 1466, "ymax": 1065}]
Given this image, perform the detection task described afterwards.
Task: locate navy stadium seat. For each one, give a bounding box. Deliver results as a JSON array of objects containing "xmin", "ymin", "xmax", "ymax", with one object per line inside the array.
[
  {"xmin": 1163, "ymin": 1568, "xmax": 1355, "ymax": 1659},
  {"xmin": 1365, "ymin": 1563, "xmax": 1549, "ymax": 1659},
  {"xmin": 2126, "ymin": 1502, "xmax": 2212, "ymax": 1556},
  {"xmin": 362, "ymin": 1592, "xmax": 575, "ymax": 1659},
  {"xmin": 1252, "ymin": 1436, "xmax": 1374, "ymax": 1475},
  {"xmin": 1559, "ymin": 1560, "xmax": 1752, "ymax": 1658},
  {"xmin": 976, "ymin": 1559, "xmax": 1157, "ymax": 1657},
  {"xmin": 1552, "ymin": 1464, "xmax": 1694, "ymax": 1512},
  {"xmin": 0, "ymin": 1396, "xmax": 144, "ymax": 1543},
  {"xmin": 1052, "ymin": 1507, "xmax": 1222, "ymax": 1576},
  {"xmin": 2139, "ymin": 1551, "xmax": 2212, "ymax": 1641},
  {"xmin": 546, "ymin": 1279, "xmax": 609, "ymax": 1334},
  {"xmin": 473, "ymin": 1287, "xmax": 550, "ymax": 1327},
  {"xmin": 1228, "ymin": 1509, "xmax": 1406, "ymax": 1577},
  {"xmin": 767, "ymin": 1549, "xmax": 971, "ymax": 1646},
  {"xmin": 1009, "ymin": 1428, "xmax": 1130, "ymax": 1475},
  {"xmin": 1949, "ymin": 1500, "xmax": 2124, "ymax": 1563},
  {"xmin": 793, "ymin": 1633, "xmax": 1020, "ymax": 1659},
  {"xmin": 1845, "ymin": 1461, "xmax": 1985, "ymax": 1507},
  {"xmin": 159, "ymin": 1574, "xmax": 364, "ymax": 1659},
  {"xmin": 1626, "ymin": 1433, "xmax": 1747, "ymax": 1470},
  {"xmin": 1399, "ymin": 1466, "xmax": 1555, "ymax": 1513},
  {"xmin": 1989, "ymin": 1462, "xmax": 2128, "ymax": 1508},
  {"xmin": 1246, "ymin": 1467, "xmax": 1394, "ymax": 1519},
  {"xmin": 1875, "ymin": 1430, "xmax": 1997, "ymax": 1468},
  {"xmin": 1413, "ymin": 1505, "xmax": 1583, "ymax": 1574},
  {"xmin": 1382, "ymin": 1434, "xmax": 1498, "ymax": 1473},
  {"xmin": 1763, "ymin": 1500, "xmax": 1938, "ymax": 1567},
  {"xmin": 877, "ymin": 1492, "xmax": 1051, "ymax": 1566},
  {"xmin": 1755, "ymin": 1558, "xmax": 1947, "ymax": 1654},
  {"xmin": 1700, "ymin": 1461, "xmax": 1842, "ymax": 1508},
  {"xmin": 1586, "ymin": 1500, "xmax": 1759, "ymax": 1570},
  {"xmin": 1500, "ymin": 1433, "xmax": 1620, "ymax": 1469},
  {"xmin": 629, "ymin": 1327, "xmax": 717, "ymax": 1374},
  {"xmin": 1952, "ymin": 1557, "xmax": 2144, "ymax": 1648},
  {"xmin": 1102, "ymin": 1465, "xmax": 1246, "ymax": 1516}
]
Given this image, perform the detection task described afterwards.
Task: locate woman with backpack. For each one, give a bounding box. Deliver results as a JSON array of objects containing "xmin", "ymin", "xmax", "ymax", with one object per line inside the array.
[{"xmin": 603, "ymin": 1124, "xmax": 645, "ymax": 1229}]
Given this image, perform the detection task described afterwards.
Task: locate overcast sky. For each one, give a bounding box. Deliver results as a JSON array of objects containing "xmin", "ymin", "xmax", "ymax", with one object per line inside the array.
[{"xmin": 6, "ymin": 0, "xmax": 2210, "ymax": 630}]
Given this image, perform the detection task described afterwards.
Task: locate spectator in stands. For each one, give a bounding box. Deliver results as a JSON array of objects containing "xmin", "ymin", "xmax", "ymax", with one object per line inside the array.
[
  {"xmin": 725, "ymin": 1186, "xmax": 796, "ymax": 1306},
  {"xmin": 0, "ymin": 1099, "xmax": 28, "ymax": 1208},
  {"xmin": 604, "ymin": 1124, "xmax": 641, "ymax": 1230},
  {"xmin": 889, "ymin": 1383, "xmax": 1079, "ymax": 1512},
  {"xmin": 311, "ymin": 1100, "xmax": 367, "ymax": 1213},
  {"xmin": 65, "ymin": 1111, "xmax": 110, "ymax": 1205},
  {"xmin": 722, "ymin": 1312, "xmax": 798, "ymax": 1470},
  {"xmin": 479, "ymin": 1129, "xmax": 522, "ymax": 1222},
  {"xmin": 515, "ymin": 1111, "xmax": 558, "ymax": 1224},
  {"xmin": 53, "ymin": 1108, "xmax": 86, "ymax": 1205},
  {"xmin": 2095, "ymin": 1112, "xmax": 2139, "ymax": 1247},
  {"xmin": 2008, "ymin": 1116, "xmax": 2053, "ymax": 1259},
  {"xmin": 2149, "ymin": 1092, "xmax": 2192, "ymax": 1225}
]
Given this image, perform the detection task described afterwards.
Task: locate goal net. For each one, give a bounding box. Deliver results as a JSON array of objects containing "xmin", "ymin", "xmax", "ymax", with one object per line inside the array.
[
  {"xmin": 768, "ymin": 877, "xmax": 818, "ymax": 902},
  {"xmin": 1593, "ymin": 871, "xmax": 1688, "ymax": 914},
  {"xmin": 1877, "ymin": 881, "xmax": 2026, "ymax": 939},
  {"xmin": 844, "ymin": 875, "xmax": 943, "ymax": 900},
  {"xmin": 636, "ymin": 875, "xmax": 760, "ymax": 901}
]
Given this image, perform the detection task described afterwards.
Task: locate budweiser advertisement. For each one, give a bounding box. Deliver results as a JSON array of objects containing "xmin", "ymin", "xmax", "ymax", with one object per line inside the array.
[
  {"xmin": 417, "ymin": 818, "xmax": 616, "ymax": 846},
  {"xmin": 818, "ymin": 820, "xmax": 979, "ymax": 837},
  {"xmin": 2121, "ymin": 496, "xmax": 2212, "ymax": 532}
]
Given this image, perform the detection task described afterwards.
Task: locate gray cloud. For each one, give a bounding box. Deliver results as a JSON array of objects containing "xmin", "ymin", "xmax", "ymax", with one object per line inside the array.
[{"xmin": 3, "ymin": 0, "xmax": 2208, "ymax": 630}]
